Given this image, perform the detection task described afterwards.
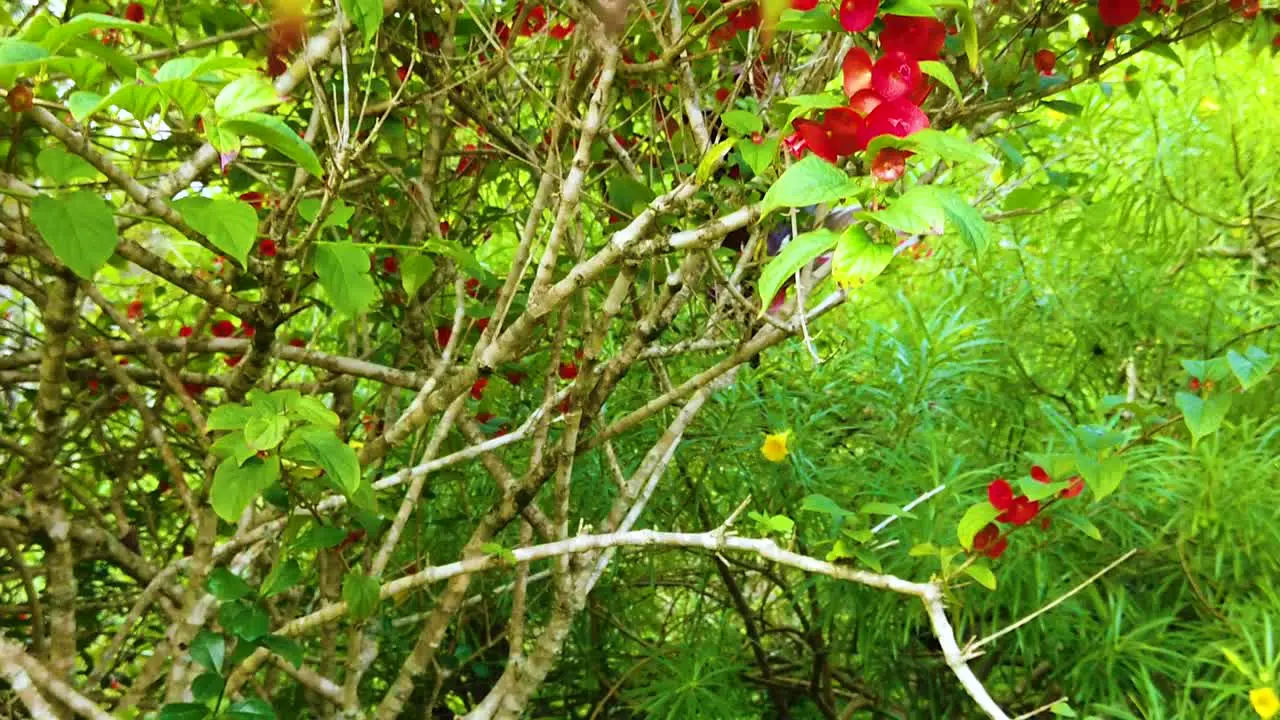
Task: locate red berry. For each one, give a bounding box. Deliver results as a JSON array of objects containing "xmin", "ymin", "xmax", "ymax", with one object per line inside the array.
[
  {"xmin": 558, "ymin": 362, "xmax": 578, "ymax": 380},
  {"xmin": 382, "ymin": 256, "xmax": 399, "ymax": 274},
  {"xmin": 557, "ymin": 397, "xmax": 572, "ymax": 413},
  {"xmin": 715, "ymin": 87, "xmax": 730, "ymax": 104},
  {"xmin": 178, "ymin": 325, "xmax": 193, "ymax": 338},
  {"xmin": 7, "ymin": 85, "xmax": 34, "ymax": 113},
  {"xmin": 1034, "ymin": 49, "xmax": 1057, "ymax": 76},
  {"xmin": 125, "ymin": 2, "xmax": 145, "ymax": 22},
  {"xmin": 211, "ymin": 320, "xmax": 236, "ymax": 337},
  {"xmin": 258, "ymin": 238, "xmax": 278, "ymax": 257}
]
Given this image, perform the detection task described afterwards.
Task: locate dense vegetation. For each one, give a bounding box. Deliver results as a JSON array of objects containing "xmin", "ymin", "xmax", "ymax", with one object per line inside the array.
[{"xmin": 1, "ymin": 0, "xmax": 1278, "ymax": 718}]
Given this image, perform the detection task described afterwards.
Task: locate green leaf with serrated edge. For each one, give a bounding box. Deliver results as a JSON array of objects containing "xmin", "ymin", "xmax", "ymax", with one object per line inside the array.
[
  {"xmin": 159, "ymin": 79, "xmax": 208, "ymax": 119},
  {"xmin": 157, "ymin": 703, "xmax": 209, "ymax": 720},
  {"xmin": 191, "ymin": 672, "xmax": 224, "ymax": 702},
  {"xmin": 288, "ymin": 397, "xmax": 340, "ymax": 428},
  {"xmin": 343, "ymin": 572, "xmax": 381, "ymax": 621},
  {"xmin": 799, "ymin": 494, "xmax": 856, "ymax": 517},
  {"xmin": 957, "ymin": 502, "xmax": 1001, "ymax": 549},
  {"xmin": 174, "ymin": 197, "xmax": 257, "ymax": 266},
  {"xmin": 696, "ymin": 138, "xmax": 738, "ymax": 184},
  {"xmin": 214, "ymin": 75, "xmax": 280, "ymax": 118},
  {"xmin": 243, "ymin": 414, "xmax": 288, "ymax": 452},
  {"xmin": 262, "ymin": 636, "xmax": 304, "ymax": 669},
  {"xmin": 42, "ymin": 13, "xmax": 176, "ymax": 52},
  {"xmin": 737, "ymin": 135, "xmax": 779, "ymax": 177},
  {"xmin": 315, "ymin": 243, "xmax": 377, "ymax": 316},
  {"xmin": 294, "ymin": 427, "xmax": 361, "ymax": 494},
  {"xmin": 343, "ymin": 0, "xmax": 385, "ymax": 45},
  {"xmin": 964, "ymin": 562, "xmax": 997, "ymax": 590},
  {"xmin": 721, "ymin": 109, "xmax": 763, "ymax": 135},
  {"xmin": 293, "ymin": 525, "xmax": 348, "ymax": 550},
  {"xmin": 831, "ymin": 226, "xmax": 893, "ymax": 290},
  {"xmin": 221, "ymin": 113, "xmax": 324, "ymax": 176},
  {"xmin": 1176, "ymin": 391, "xmax": 1232, "ymax": 443},
  {"xmin": 909, "ymin": 543, "xmax": 938, "ymax": 556},
  {"xmin": 190, "ymin": 630, "xmax": 226, "ymax": 673},
  {"xmin": 206, "ymin": 567, "xmax": 252, "ymax": 602},
  {"xmin": 919, "ymin": 60, "xmax": 961, "ymax": 100},
  {"xmin": 757, "ymin": 228, "xmax": 840, "ymax": 313},
  {"xmin": 260, "ymin": 559, "xmax": 302, "ymax": 598},
  {"xmin": 401, "ymin": 255, "xmax": 436, "ymax": 296},
  {"xmin": 210, "ymin": 455, "xmax": 280, "ymax": 522},
  {"xmin": 36, "ymin": 147, "xmax": 98, "ymax": 184},
  {"xmin": 30, "ymin": 192, "xmax": 119, "ymax": 279},
  {"xmin": 1227, "ymin": 346, "xmax": 1275, "ymax": 390}
]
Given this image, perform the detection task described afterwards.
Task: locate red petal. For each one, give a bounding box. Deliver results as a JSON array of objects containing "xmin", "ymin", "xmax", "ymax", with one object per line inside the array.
[
  {"xmin": 908, "ymin": 78, "xmax": 934, "ymax": 107},
  {"xmin": 792, "ymin": 118, "xmax": 838, "ymax": 163},
  {"xmin": 1030, "ymin": 465, "xmax": 1051, "ymax": 483},
  {"xmin": 973, "ymin": 522, "xmax": 1000, "ymax": 551},
  {"xmin": 823, "ymin": 107, "xmax": 863, "ymax": 156},
  {"xmin": 984, "ymin": 537, "xmax": 1009, "ymax": 559},
  {"xmin": 1061, "ymin": 476, "xmax": 1085, "ymax": 499},
  {"xmin": 879, "ymin": 14, "xmax": 947, "ymax": 60},
  {"xmin": 871, "ymin": 51, "xmax": 920, "ymax": 102},
  {"xmin": 1098, "ymin": 0, "xmax": 1141, "ymax": 26},
  {"xmin": 849, "ymin": 89, "xmax": 882, "ymax": 117},
  {"xmin": 1006, "ymin": 497, "xmax": 1041, "ymax": 526},
  {"xmin": 792, "ymin": 0, "xmax": 819, "ymax": 9},
  {"xmin": 987, "ymin": 478, "xmax": 1014, "ymax": 511},
  {"xmin": 842, "ymin": 47, "xmax": 874, "ymax": 99},
  {"xmin": 1034, "ymin": 49, "xmax": 1057, "ymax": 76},
  {"xmin": 782, "ymin": 130, "xmax": 808, "ymax": 158},
  {"xmin": 870, "ymin": 147, "xmax": 907, "ymax": 182},
  {"xmin": 857, "ymin": 98, "xmax": 929, "ymax": 150},
  {"xmin": 839, "ymin": 0, "xmax": 879, "ymax": 33}
]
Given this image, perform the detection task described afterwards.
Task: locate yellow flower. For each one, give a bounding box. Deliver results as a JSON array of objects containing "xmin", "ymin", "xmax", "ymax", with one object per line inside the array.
[
  {"xmin": 761, "ymin": 431, "xmax": 791, "ymax": 462},
  {"xmin": 1253, "ymin": 688, "xmax": 1280, "ymax": 720}
]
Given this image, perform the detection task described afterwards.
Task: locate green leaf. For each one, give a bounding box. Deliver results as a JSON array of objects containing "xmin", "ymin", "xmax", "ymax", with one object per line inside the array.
[
  {"xmin": 831, "ymin": 226, "xmax": 893, "ymax": 290},
  {"xmin": 1063, "ymin": 514, "xmax": 1103, "ymax": 541},
  {"xmin": 854, "ymin": 549, "xmax": 883, "ymax": 572},
  {"xmin": 343, "ymin": 571, "xmax": 381, "ymax": 621},
  {"xmin": 909, "ymin": 543, "xmax": 938, "ymax": 556},
  {"xmin": 190, "ymin": 630, "xmax": 226, "ymax": 673},
  {"xmin": 210, "ymin": 455, "xmax": 281, "ymax": 522},
  {"xmin": 881, "ymin": 0, "xmax": 937, "ymax": 16},
  {"xmin": 36, "ymin": 147, "xmax": 99, "ymax": 184},
  {"xmin": 67, "ymin": 91, "xmax": 103, "ymax": 123},
  {"xmin": 401, "ymin": 255, "xmax": 436, "ymax": 296},
  {"xmin": 293, "ymin": 525, "xmax": 349, "ymax": 551},
  {"xmin": 1176, "ymin": 391, "xmax": 1233, "ymax": 443},
  {"xmin": 0, "ymin": 40, "xmax": 51, "ymax": 66},
  {"xmin": 919, "ymin": 60, "xmax": 961, "ymax": 99},
  {"xmin": 1077, "ymin": 454, "xmax": 1127, "ymax": 502},
  {"xmin": 909, "ymin": 129, "xmax": 995, "ymax": 165},
  {"xmin": 799, "ymin": 493, "xmax": 856, "ymax": 517},
  {"xmin": 42, "ymin": 13, "xmax": 176, "ymax": 52},
  {"xmin": 607, "ymin": 177, "xmax": 656, "ymax": 216},
  {"xmin": 222, "ymin": 697, "xmax": 276, "ymax": 719},
  {"xmin": 243, "ymin": 414, "xmax": 289, "ymax": 452},
  {"xmin": 957, "ymin": 502, "xmax": 1000, "ymax": 549},
  {"xmin": 763, "ymin": 153, "xmax": 858, "ymax": 216},
  {"xmin": 937, "ymin": 190, "xmax": 989, "ymax": 253},
  {"xmin": 721, "ymin": 110, "xmax": 763, "ymax": 135},
  {"xmin": 775, "ymin": 8, "xmax": 842, "ymax": 31},
  {"xmin": 218, "ymin": 600, "xmax": 269, "ymax": 641},
  {"xmin": 208, "ymin": 404, "xmax": 255, "ymax": 431},
  {"xmin": 297, "ymin": 198, "xmax": 355, "ymax": 229},
  {"xmin": 214, "ymin": 75, "xmax": 281, "ymax": 118},
  {"xmin": 858, "ymin": 502, "xmax": 913, "ymax": 518},
  {"xmin": 262, "ymin": 636, "xmax": 304, "ymax": 669},
  {"xmin": 174, "ymin": 197, "xmax": 258, "ymax": 266},
  {"xmin": 757, "ymin": 228, "xmax": 840, "ymax": 313},
  {"xmin": 696, "ymin": 138, "xmax": 738, "ymax": 184},
  {"xmin": 343, "ymin": 0, "xmax": 385, "ymax": 45},
  {"xmin": 30, "ymin": 191, "xmax": 119, "ymax": 279},
  {"xmin": 206, "ymin": 568, "xmax": 253, "ymax": 603},
  {"xmin": 191, "ymin": 672, "xmax": 224, "ymax": 702},
  {"xmin": 315, "ymin": 243, "xmax": 377, "ymax": 316},
  {"xmin": 765, "ymin": 514, "xmax": 795, "ymax": 534},
  {"xmin": 158, "ymin": 79, "xmax": 209, "ymax": 119},
  {"xmin": 220, "ymin": 113, "xmax": 323, "ymax": 177},
  {"xmin": 1050, "ymin": 701, "xmax": 1078, "ymax": 717},
  {"xmin": 964, "ymin": 562, "xmax": 997, "ymax": 590},
  {"xmin": 957, "ymin": 4, "xmax": 979, "ymax": 72},
  {"xmin": 210, "ymin": 432, "xmax": 256, "ymax": 466},
  {"xmin": 260, "ymin": 559, "xmax": 302, "ymax": 598},
  {"xmin": 737, "ymin": 135, "xmax": 779, "ymax": 177},
  {"xmin": 1042, "ymin": 99, "xmax": 1083, "ymax": 116},
  {"xmin": 862, "ymin": 186, "xmax": 945, "ymax": 235},
  {"xmin": 64, "ymin": 36, "xmax": 138, "ymax": 81},
  {"xmin": 1227, "ymin": 346, "xmax": 1275, "ymax": 390},
  {"xmin": 1181, "ymin": 357, "xmax": 1231, "ymax": 383},
  {"xmin": 287, "ymin": 397, "xmax": 340, "ymax": 429},
  {"xmin": 294, "ymin": 427, "xmax": 361, "ymax": 494},
  {"xmin": 157, "ymin": 703, "xmax": 210, "ymax": 720}
]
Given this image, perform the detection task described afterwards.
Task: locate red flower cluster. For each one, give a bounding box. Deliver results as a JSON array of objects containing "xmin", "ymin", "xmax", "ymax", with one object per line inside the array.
[
  {"xmin": 708, "ymin": 1, "xmax": 761, "ymax": 47},
  {"xmin": 976, "ymin": 466, "xmax": 1086, "ymax": 559}
]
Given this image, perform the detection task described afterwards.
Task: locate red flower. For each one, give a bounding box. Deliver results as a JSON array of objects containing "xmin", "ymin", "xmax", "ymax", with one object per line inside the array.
[
  {"xmin": 549, "ymin": 20, "xmax": 576, "ymax": 40},
  {"xmin": 239, "ymin": 191, "xmax": 264, "ymax": 209},
  {"xmin": 715, "ymin": 87, "xmax": 731, "ymax": 104},
  {"xmin": 792, "ymin": 0, "xmax": 819, "ymax": 9},
  {"xmin": 440, "ymin": 220, "xmax": 451, "ymax": 236},
  {"xmin": 1061, "ymin": 475, "xmax": 1085, "ymax": 499},
  {"xmin": 495, "ymin": 21, "xmax": 512, "ymax": 46},
  {"xmin": 6, "ymin": 85, "xmax": 34, "ymax": 113},
  {"xmin": 558, "ymin": 362, "xmax": 579, "ymax": 380},
  {"xmin": 476, "ymin": 412, "xmax": 495, "ymax": 424},
  {"xmin": 179, "ymin": 325, "xmax": 194, "ymax": 338},
  {"xmin": 791, "ymin": 118, "xmax": 838, "ymax": 163},
  {"xmin": 423, "ymin": 31, "xmax": 441, "ymax": 50},
  {"xmin": 1098, "ymin": 0, "xmax": 1141, "ymax": 26},
  {"xmin": 382, "ymin": 256, "xmax": 399, "ymax": 274},
  {"xmin": 266, "ymin": 53, "xmax": 288, "ymax": 78},
  {"xmin": 839, "ymin": 0, "xmax": 879, "ymax": 32},
  {"xmin": 879, "ymin": 15, "xmax": 947, "ymax": 60},
  {"xmin": 225, "ymin": 354, "xmax": 243, "ymax": 367},
  {"xmin": 733, "ymin": 3, "xmax": 761, "ymax": 30},
  {"xmin": 1034, "ymin": 49, "xmax": 1057, "ymax": 76},
  {"xmin": 436, "ymin": 325, "xmax": 452, "ymax": 347},
  {"xmin": 1030, "ymin": 465, "xmax": 1051, "ymax": 483},
  {"xmin": 842, "ymin": 48, "xmax": 873, "ymax": 99},
  {"xmin": 557, "ymin": 397, "xmax": 572, "ymax": 413},
  {"xmin": 1002, "ymin": 496, "xmax": 1041, "ymax": 525},
  {"xmin": 1189, "ymin": 377, "xmax": 1201, "ymax": 391},
  {"xmin": 476, "ymin": 317, "xmax": 490, "ymax": 332},
  {"xmin": 871, "ymin": 51, "xmax": 920, "ymax": 102},
  {"xmin": 396, "ymin": 66, "xmax": 409, "ymax": 83},
  {"xmin": 871, "ymin": 148, "xmax": 908, "ymax": 182},
  {"xmin": 241, "ymin": 324, "xmax": 255, "ymax": 338},
  {"xmin": 849, "ymin": 88, "xmax": 882, "ymax": 116},
  {"xmin": 457, "ymin": 144, "xmax": 478, "ymax": 176},
  {"xmin": 856, "ymin": 98, "xmax": 929, "ymax": 150},
  {"xmin": 259, "ymin": 238, "xmax": 278, "ymax": 257},
  {"xmin": 466, "ymin": 278, "xmax": 480, "ymax": 297},
  {"xmin": 288, "ymin": 337, "xmax": 306, "ymax": 348},
  {"xmin": 127, "ymin": 300, "xmax": 144, "ymax": 321},
  {"xmin": 471, "ymin": 376, "xmax": 489, "ymax": 400},
  {"xmin": 988, "ymin": 477, "xmax": 1014, "ymax": 509},
  {"xmin": 211, "ymin": 320, "xmax": 236, "ymax": 338},
  {"xmin": 973, "ymin": 523, "xmax": 1009, "ymax": 559},
  {"xmin": 823, "ymin": 107, "xmax": 863, "ymax": 156},
  {"xmin": 125, "ymin": 2, "xmax": 145, "ymax": 22}
]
